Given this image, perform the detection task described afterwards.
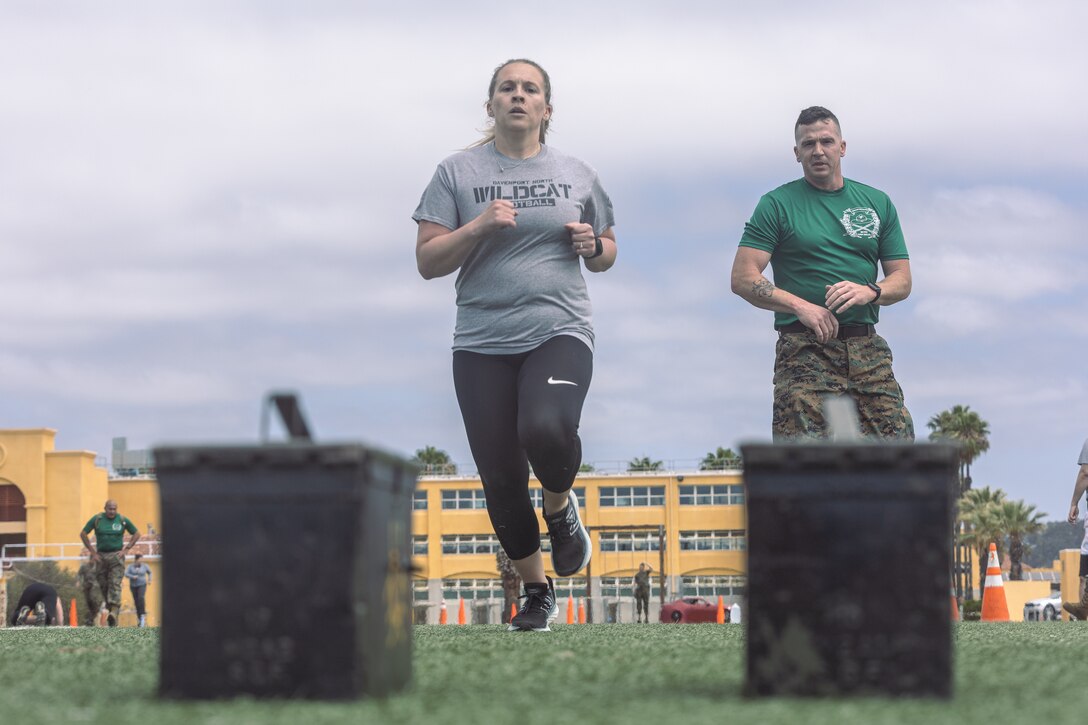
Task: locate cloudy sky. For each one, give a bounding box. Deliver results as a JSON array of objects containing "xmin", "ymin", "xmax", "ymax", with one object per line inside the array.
[{"xmin": 2, "ymin": 1, "xmax": 1084, "ymax": 518}]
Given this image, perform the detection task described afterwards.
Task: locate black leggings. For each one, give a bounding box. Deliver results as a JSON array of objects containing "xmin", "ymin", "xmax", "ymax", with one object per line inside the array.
[
  {"xmin": 131, "ymin": 584, "xmax": 147, "ymax": 617},
  {"xmin": 453, "ymin": 335, "xmax": 592, "ymax": 560}
]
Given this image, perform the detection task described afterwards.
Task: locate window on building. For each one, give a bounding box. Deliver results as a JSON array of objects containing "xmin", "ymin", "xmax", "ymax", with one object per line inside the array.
[
  {"xmin": 441, "ymin": 534, "xmax": 501, "ymax": 555},
  {"xmin": 413, "ymin": 490, "xmax": 428, "ymax": 510},
  {"xmin": 442, "ymin": 578, "xmax": 502, "ymax": 601},
  {"xmin": 599, "ymin": 576, "xmax": 660, "ymax": 598},
  {"xmin": 528, "ymin": 487, "xmax": 586, "ymax": 510},
  {"xmin": 599, "ymin": 531, "xmax": 662, "ymax": 552},
  {"xmin": 412, "ymin": 535, "xmax": 428, "ymax": 556},
  {"xmin": 680, "ymin": 575, "xmax": 746, "ymax": 597},
  {"xmin": 677, "ymin": 484, "xmax": 744, "ymax": 506},
  {"xmin": 413, "ymin": 578, "xmax": 429, "ymax": 602},
  {"xmin": 441, "ymin": 489, "xmax": 488, "ymax": 510},
  {"xmin": 0, "ymin": 484, "xmax": 27, "ymax": 557},
  {"xmin": 599, "ymin": 486, "xmax": 665, "ymax": 507},
  {"xmin": 552, "ymin": 577, "xmax": 589, "ymax": 599},
  {"xmin": 0, "ymin": 484, "xmax": 26, "ymax": 522},
  {"xmin": 678, "ymin": 530, "xmax": 747, "ymax": 551}
]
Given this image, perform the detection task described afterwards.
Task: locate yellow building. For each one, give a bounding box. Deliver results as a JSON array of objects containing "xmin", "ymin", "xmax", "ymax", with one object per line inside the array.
[
  {"xmin": 3, "ymin": 427, "xmax": 1068, "ymax": 626},
  {"xmin": 2, "ymin": 427, "xmax": 745, "ymax": 626},
  {"xmin": 411, "ymin": 469, "xmax": 747, "ymax": 623},
  {"xmin": 0, "ymin": 429, "xmax": 160, "ymax": 627}
]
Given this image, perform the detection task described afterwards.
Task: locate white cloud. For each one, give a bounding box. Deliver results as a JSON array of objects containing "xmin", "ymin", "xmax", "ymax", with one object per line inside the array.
[
  {"xmin": 1, "ymin": 1, "xmax": 1086, "ymax": 514},
  {"xmin": 896, "ymin": 185, "xmax": 1087, "ymax": 337}
]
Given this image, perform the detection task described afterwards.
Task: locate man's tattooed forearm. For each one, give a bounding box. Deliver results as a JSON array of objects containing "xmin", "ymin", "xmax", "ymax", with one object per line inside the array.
[{"xmin": 752, "ymin": 278, "xmax": 776, "ymax": 298}]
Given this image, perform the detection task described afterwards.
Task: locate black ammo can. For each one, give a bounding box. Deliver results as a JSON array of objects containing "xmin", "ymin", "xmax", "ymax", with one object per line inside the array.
[
  {"xmin": 154, "ymin": 440, "xmax": 418, "ymax": 699},
  {"xmin": 741, "ymin": 443, "xmax": 958, "ymax": 698}
]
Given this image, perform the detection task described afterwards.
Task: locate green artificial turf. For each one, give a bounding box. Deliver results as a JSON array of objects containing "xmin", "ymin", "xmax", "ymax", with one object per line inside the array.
[{"xmin": 1, "ymin": 623, "xmax": 1084, "ymax": 725}]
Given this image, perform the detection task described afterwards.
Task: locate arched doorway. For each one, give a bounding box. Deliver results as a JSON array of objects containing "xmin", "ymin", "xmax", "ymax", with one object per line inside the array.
[{"xmin": 0, "ymin": 482, "xmax": 27, "ymax": 557}]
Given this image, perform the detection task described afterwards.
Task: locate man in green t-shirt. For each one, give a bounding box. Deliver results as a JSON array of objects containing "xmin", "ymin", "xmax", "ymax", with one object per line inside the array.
[
  {"xmin": 80, "ymin": 499, "xmax": 140, "ymax": 627},
  {"xmin": 731, "ymin": 106, "xmax": 913, "ymax": 440}
]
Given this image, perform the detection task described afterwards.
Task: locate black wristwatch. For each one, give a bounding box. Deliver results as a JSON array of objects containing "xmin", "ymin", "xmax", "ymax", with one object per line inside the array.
[
  {"xmin": 866, "ymin": 282, "xmax": 882, "ymax": 302},
  {"xmin": 588, "ymin": 236, "xmax": 604, "ymax": 259}
]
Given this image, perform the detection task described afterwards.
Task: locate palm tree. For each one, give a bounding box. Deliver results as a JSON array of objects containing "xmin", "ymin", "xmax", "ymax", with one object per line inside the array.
[
  {"xmin": 412, "ymin": 446, "xmax": 457, "ymax": 475},
  {"xmin": 927, "ymin": 405, "xmax": 991, "ymax": 494},
  {"xmin": 578, "ymin": 463, "xmax": 596, "ymax": 473},
  {"xmin": 996, "ymin": 500, "xmax": 1046, "ymax": 580},
  {"xmin": 699, "ymin": 447, "xmax": 742, "ymax": 471},
  {"xmin": 627, "ymin": 456, "xmax": 662, "ymax": 472},
  {"xmin": 958, "ymin": 486, "xmax": 1007, "ymax": 594}
]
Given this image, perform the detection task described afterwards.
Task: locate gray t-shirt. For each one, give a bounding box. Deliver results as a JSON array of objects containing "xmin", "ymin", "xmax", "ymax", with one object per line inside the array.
[
  {"xmin": 1079, "ymin": 438, "xmax": 1088, "ymax": 465},
  {"xmin": 125, "ymin": 562, "xmax": 151, "ymax": 587},
  {"xmin": 413, "ymin": 142, "xmax": 615, "ymax": 353}
]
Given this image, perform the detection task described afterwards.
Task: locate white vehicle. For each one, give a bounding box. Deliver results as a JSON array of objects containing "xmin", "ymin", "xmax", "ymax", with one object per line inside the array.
[{"xmin": 1023, "ymin": 594, "xmax": 1062, "ymax": 621}]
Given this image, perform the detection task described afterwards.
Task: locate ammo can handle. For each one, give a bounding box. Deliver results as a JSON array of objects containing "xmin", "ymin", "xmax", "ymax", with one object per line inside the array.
[{"xmin": 260, "ymin": 392, "xmax": 313, "ymax": 442}]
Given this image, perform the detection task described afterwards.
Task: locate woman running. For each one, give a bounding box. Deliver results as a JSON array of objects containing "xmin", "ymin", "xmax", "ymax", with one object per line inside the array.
[{"xmin": 413, "ymin": 58, "xmax": 617, "ymax": 631}]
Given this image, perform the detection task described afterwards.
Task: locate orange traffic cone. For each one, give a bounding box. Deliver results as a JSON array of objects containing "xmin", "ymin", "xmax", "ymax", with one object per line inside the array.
[
  {"xmin": 457, "ymin": 596, "xmax": 466, "ymax": 625},
  {"xmin": 439, "ymin": 599, "xmax": 448, "ymax": 625},
  {"xmin": 509, "ymin": 601, "xmax": 517, "ymax": 622},
  {"xmin": 950, "ymin": 581, "xmax": 960, "ymax": 622},
  {"xmin": 716, "ymin": 595, "xmax": 725, "ymax": 624},
  {"xmin": 980, "ymin": 543, "xmax": 1010, "ymax": 622},
  {"xmin": 69, "ymin": 598, "xmax": 78, "ymax": 628},
  {"xmin": 566, "ymin": 594, "xmax": 575, "ymax": 624},
  {"xmin": 577, "ymin": 598, "xmax": 586, "ymax": 624}
]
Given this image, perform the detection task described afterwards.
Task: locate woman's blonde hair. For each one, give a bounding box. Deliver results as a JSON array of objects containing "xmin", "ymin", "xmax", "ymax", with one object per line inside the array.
[{"xmin": 470, "ymin": 58, "xmax": 552, "ymax": 148}]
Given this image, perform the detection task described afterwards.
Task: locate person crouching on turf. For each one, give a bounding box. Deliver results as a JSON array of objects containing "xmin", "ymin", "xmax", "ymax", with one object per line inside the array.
[{"xmin": 10, "ymin": 582, "xmax": 64, "ymax": 627}]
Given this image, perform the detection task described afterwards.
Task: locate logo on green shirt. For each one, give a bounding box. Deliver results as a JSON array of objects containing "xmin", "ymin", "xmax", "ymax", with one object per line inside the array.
[{"xmin": 840, "ymin": 207, "xmax": 880, "ymax": 239}]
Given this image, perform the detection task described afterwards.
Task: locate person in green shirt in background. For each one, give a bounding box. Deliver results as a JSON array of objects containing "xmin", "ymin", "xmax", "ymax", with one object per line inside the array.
[
  {"xmin": 80, "ymin": 500, "xmax": 140, "ymax": 627},
  {"xmin": 731, "ymin": 106, "xmax": 914, "ymax": 441}
]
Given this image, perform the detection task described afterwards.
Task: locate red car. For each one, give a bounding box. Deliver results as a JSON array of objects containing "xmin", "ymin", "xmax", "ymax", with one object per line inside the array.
[{"xmin": 659, "ymin": 596, "xmax": 722, "ymax": 623}]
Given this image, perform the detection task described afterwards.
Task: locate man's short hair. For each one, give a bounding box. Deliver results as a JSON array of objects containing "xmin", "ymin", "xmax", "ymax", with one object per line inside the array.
[
  {"xmin": 134, "ymin": 553, "xmax": 143, "ymax": 560},
  {"xmin": 795, "ymin": 106, "xmax": 840, "ymax": 133}
]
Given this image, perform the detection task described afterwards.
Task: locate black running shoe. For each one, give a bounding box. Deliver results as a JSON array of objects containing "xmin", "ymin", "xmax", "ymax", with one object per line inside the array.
[
  {"xmin": 14, "ymin": 605, "xmax": 31, "ymax": 626},
  {"xmin": 544, "ymin": 489, "xmax": 592, "ymax": 576},
  {"xmin": 33, "ymin": 601, "xmax": 47, "ymax": 627},
  {"xmin": 508, "ymin": 577, "xmax": 558, "ymax": 632}
]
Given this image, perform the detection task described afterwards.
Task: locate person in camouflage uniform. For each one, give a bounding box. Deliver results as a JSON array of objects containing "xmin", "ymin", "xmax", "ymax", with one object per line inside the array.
[
  {"xmin": 79, "ymin": 500, "xmax": 140, "ymax": 627},
  {"xmin": 731, "ymin": 106, "xmax": 913, "ymax": 441},
  {"xmin": 632, "ymin": 562, "xmax": 652, "ymax": 623},
  {"xmin": 76, "ymin": 558, "xmax": 104, "ymax": 626}
]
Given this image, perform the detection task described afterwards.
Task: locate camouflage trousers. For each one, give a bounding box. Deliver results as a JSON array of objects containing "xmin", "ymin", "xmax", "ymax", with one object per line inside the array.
[
  {"xmin": 94, "ymin": 552, "xmax": 126, "ymax": 609},
  {"xmin": 82, "ymin": 584, "xmax": 103, "ymax": 626},
  {"xmin": 772, "ymin": 331, "xmax": 914, "ymax": 441}
]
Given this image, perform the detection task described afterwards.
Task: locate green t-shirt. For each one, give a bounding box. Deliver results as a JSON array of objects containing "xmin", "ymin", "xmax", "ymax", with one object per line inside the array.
[
  {"xmin": 739, "ymin": 178, "xmax": 909, "ymax": 328},
  {"xmin": 82, "ymin": 513, "xmax": 138, "ymax": 553}
]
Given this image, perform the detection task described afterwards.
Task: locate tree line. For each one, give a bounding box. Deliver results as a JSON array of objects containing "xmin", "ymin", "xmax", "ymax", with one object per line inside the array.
[
  {"xmin": 927, "ymin": 404, "xmax": 1049, "ymax": 581},
  {"xmin": 411, "ymin": 446, "xmax": 743, "ymax": 474},
  {"xmin": 415, "ymin": 404, "xmax": 1054, "ymax": 581}
]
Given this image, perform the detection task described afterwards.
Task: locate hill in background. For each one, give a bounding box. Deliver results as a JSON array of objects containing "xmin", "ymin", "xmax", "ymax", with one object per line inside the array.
[{"xmin": 1023, "ymin": 521, "xmax": 1084, "ymax": 568}]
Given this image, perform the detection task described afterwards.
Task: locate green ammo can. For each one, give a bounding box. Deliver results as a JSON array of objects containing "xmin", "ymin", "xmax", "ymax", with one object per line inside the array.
[
  {"xmin": 154, "ymin": 394, "xmax": 418, "ymax": 699},
  {"xmin": 741, "ymin": 442, "xmax": 958, "ymax": 697}
]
